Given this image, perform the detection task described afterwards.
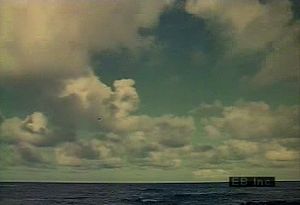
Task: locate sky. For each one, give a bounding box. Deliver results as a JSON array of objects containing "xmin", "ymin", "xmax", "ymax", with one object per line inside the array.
[{"xmin": 0, "ymin": 0, "xmax": 299, "ymax": 182}]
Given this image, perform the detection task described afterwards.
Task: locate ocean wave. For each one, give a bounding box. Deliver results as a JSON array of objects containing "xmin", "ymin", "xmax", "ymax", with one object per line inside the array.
[
  {"xmin": 139, "ymin": 188, "xmax": 164, "ymax": 192},
  {"xmin": 240, "ymin": 200, "xmax": 300, "ymax": 205},
  {"xmin": 121, "ymin": 197, "xmax": 172, "ymax": 204},
  {"xmin": 173, "ymin": 191, "xmax": 251, "ymax": 198}
]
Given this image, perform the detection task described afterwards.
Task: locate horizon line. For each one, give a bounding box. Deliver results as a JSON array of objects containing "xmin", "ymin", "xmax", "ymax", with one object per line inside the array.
[{"xmin": 0, "ymin": 180, "xmax": 299, "ymax": 184}]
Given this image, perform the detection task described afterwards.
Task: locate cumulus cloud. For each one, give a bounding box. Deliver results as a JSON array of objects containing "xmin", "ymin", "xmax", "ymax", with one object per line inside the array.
[
  {"xmin": 0, "ymin": 113, "xmax": 48, "ymax": 145},
  {"xmin": 189, "ymin": 100, "xmax": 223, "ymax": 117},
  {"xmin": 145, "ymin": 151, "xmax": 182, "ymax": 169},
  {"xmin": 57, "ymin": 73, "xmax": 195, "ymax": 139},
  {"xmin": 55, "ymin": 139, "xmax": 123, "ymax": 168},
  {"xmin": 200, "ymin": 101, "xmax": 299, "ymax": 140},
  {"xmin": 0, "ymin": 112, "xmax": 75, "ymax": 146},
  {"xmin": 148, "ymin": 115, "xmax": 195, "ymax": 148},
  {"xmin": 54, "ymin": 113, "xmax": 195, "ymax": 169},
  {"xmin": 215, "ymin": 139, "xmax": 260, "ymax": 160},
  {"xmin": 22, "ymin": 112, "xmax": 48, "ymax": 134},
  {"xmin": 265, "ymin": 148, "xmax": 299, "ymax": 162},
  {"xmin": 241, "ymin": 141, "xmax": 300, "ymax": 168},
  {"xmin": 264, "ymin": 142, "xmax": 300, "ymax": 162},
  {"xmin": 0, "ymin": 142, "xmax": 50, "ymax": 168},
  {"xmin": 112, "ymin": 79, "xmax": 140, "ymax": 119},
  {"xmin": 185, "ymin": 0, "xmax": 299, "ymax": 86},
  {"xmin": 189, "ymin": 139, "xmax": 260, "ymax": 167},
  {"xmin": 0, "ymin": 65, "xmax": 195, "ymax": 170},
  {"xmin": 0, "ymin": 0, "xmax": 298, "ymax": 180},
  {"xmin": 14, "ymin": 143, "xmax": 47, "ymax": 164},
  {"xmin": 187, "ymin": 100, "xmax": 299, "ymax": 171},
  {"xmin": 189, "ymin": 138, "xmax": 299, "ymax": 171},
  {"xmin": 0, "ymin": 0, "xmax": 193, "ymax": 171},
  {"xmin": 55, "ymin": 139, "xmax": 122, "ymax": 168},
  {"xmin": 0, "ymin": 0, "xmax": 175, "ymax": 142},
  {"xmin": 0, "ymin": 0, "xmax": 173, "ymax": 81},
  {"xmin": 251, "ymin": 25, "xmax": 300, "ymax": 86},
  {"xmin": 185, "ymin": 0, "xmax": 292, "ymax": 50},
  {"xmin": 193, "ymin": 169, "xmax": 228, "ymax": 180}
]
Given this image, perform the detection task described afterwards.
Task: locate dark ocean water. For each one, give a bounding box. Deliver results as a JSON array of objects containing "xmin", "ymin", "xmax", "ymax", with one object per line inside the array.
[{"xmin": 0, "ymin": 182, "xmax": 299, "ymax": 205}]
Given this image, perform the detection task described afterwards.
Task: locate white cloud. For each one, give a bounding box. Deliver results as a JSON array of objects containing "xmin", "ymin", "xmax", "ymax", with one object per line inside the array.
[
  {"xmin": 22, "ymin": 112, "xmax": 48, "ymax": 134},
  {"xmin": 59, "ymin": 74, "xmax": 112, "ymax": 110},
  {"xmin": 193, "ymin": 169, "xmax": 228, "ymax": 180},
  {"xmin": 264, "ymin": 143, "xmax": 299, "ymax": 162},
  {"xmin": 0, "ymin": 2, "xmax": 180, "ymax": 161},
  {"xmin": 146, "ymin": 152, "xmax": 182, "ymax": 169},
  {"xmin": 0, "ymin": 112, "xmax": 75, "ymax": 146},
  {"xmin": 189, "ymin": 100, "xmax": 223, "ymax": 117},
  {"xmin": 188, "ymin": 100, "xmax": 299, "ymax": 171},
  {"xmin": 58, "ymin": 73, "xmax": 195, "ymax": 147},
  {"xmin": 265, "ymin": 149, "xmax": 299, "ymax": 162},
  {"xmin": 185, "ymin": 0, "xmax": 299, "ymax": 86},
  {"xmin": 14, "ymin": 142, "xmax": 47, "ymax": 164},
  {"xmin": 0, "ymin": 113, "xmax": 48, "ymax": 145},
  {"xmin": 216, "ymin": 139, "xmax": 259, "ymax": 160},
  {"xmin": 200, "ymin": 101, "xmax": 299, "ymax": 140},
  {"xmin": 251, "ymin": 25, "xmax": 300, "ymax": 86},
  {"xmin": 185, "ymin": 0, "xmax": 292, "ymax": 50},
  {"xmin": 55, "ymin": 147, "xmax": 82, "ymax": 167},
  {"xmin": 55, "ymin": 139, "xmax": 123, "ymax": 168},
  {"xmin": 186, "ymin": 0, "xmax": 265, "ymax": 35},
  {"xmin": 189, "ymin": 139, "xmax": 261, "ymax": 167},
  {"xmin": 0, "ymin": 0, "xmax": 172, "ymax": 81},
  {"xmin": 112, "ymin": 79, "xmax": 140, "ymax": 119}
]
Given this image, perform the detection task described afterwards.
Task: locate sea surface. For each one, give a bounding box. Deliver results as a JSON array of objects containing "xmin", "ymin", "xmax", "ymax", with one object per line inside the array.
[{"xmin": 0, "ymin": 182, "xmax": 299, "ymax": 205}]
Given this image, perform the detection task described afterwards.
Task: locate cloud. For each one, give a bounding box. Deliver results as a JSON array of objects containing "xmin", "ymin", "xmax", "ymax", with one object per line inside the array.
[
  {"xmin": 148, "ymin": 115, "xmax": 195, "ymax": 148},
  {"xmin": 51, "ymin": 109, "xmax": 195, "ymax": 169},
  {"xmin": 0, "ymin": 142, "xmax": 50, "ymax": 168},
  {"xmin": 189, "ymin": 100, "xmax": 223, "ymax": 117},
  {"xmin": 188, "ymin": 100, "xmax": 299, "ymax": 171},
  {"xmin": 131, "ymin": 145, "xmax": 192, "ymax": 169},
  {"xmin": 190, "ymin": 138, "xmax": 299, "ymax": 171},
  {"xmin": 193, "ymin": 169, "xmax": 228, "ymax": 180},
  {"xmin": 0, "ymin": 0, "xmax": 173, "ymax": 81},
  {"xmin": 0, "ymin": 1, "xmax": 174, "ymax": 127},
  {"xmin": 0, "ymin": 114, "xmax": 47, "ymax": 145},
  {"xmin": 0, "ymin": 63, "xmax": 195, "ymax": 169},
  {"xmin": 251, "ymin": 25, "xmax": 300, "ymax": 86},
  {"xmin": 14, "ymin": 143, "xmax": 47, "ymax": 164},
  {"xmin": 215, "ymin": 139, "xmax": 259, "ymax": 160},
  {"xmin": 53, "ymin": 112, "xmax": 195, "ymax": 169},
  {"xmin": 0, "ymin": 0, "xmax": 297, "ymax": 180},
  {"xmin": 185, "ymin": 0, "xmax": 299, "ymax": 86},
  {"xmin": 57, "ymin": 73, "xmax": 195, "ymax": 140},
  {"xmin": 185, "ymin": 0, "xmax": 292, "ymax": 50},
  {"xmin": 200, "ymin": 101, "xmax": 299, "ymax": 140},
  {"xmin": 189, "ymin": 139, "xmax": 260, "ymax": 167},
  {"xmin": 242, "ymin": 141, "xmax": 300, "ymax": 168},
  {"xmin": 185, "ymin": 0, "xmax": 264, "ymax": 35},
  {"xmin": 0, "ymin": 112, "xmax": 75, "ymax": 146},
  {"xmin": 265, "ymin": 148, "xmax": 299, "ymax": 162},
  {"xmin": 145, "ymin": 152, "xmax": 182, "ymax": 169},
  {"xmin": 22, "ymin": 112, "xmax": 48, "ymax": 134},
  {"xmin": 112, "ymin": 79, "xmax": 140, "ymax": 119},
  {"xmin": 123, "ymin": 131, "xmax": 160, "ymax": 159},
  {"xmin": 264, "ymin": 142, "xmax": 299, "ymax": 162},
  {"xmin": 55, "ymin": 139, "xmax": 123, "ymax": 168}
]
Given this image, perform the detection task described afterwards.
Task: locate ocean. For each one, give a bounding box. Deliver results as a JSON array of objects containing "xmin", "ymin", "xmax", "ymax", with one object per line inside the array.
[{"xmin": 0, "ymin": 182, "xmax": 299, "ymax": 205}]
